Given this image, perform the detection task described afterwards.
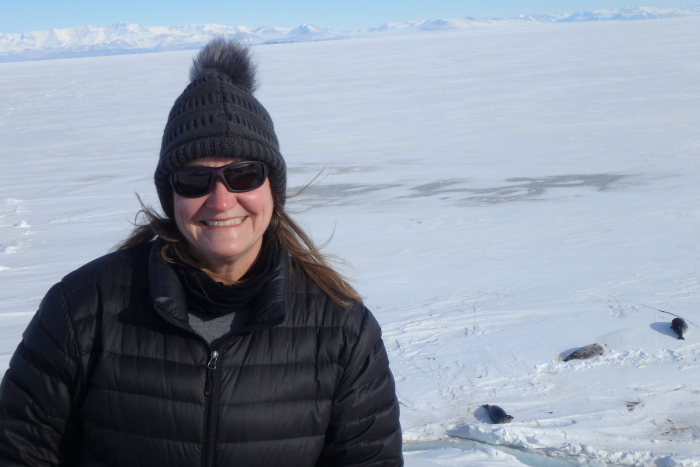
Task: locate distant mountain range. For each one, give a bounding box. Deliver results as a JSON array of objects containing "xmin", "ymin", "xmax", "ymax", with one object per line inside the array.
[{"xmin": 2, "ymin": 5, "xmax": 699, "ymax": 63}]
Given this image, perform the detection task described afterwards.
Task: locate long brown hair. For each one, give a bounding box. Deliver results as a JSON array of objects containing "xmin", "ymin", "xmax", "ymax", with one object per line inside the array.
[{"xmin": 113, "ymin": 194, "xmax": 361, "ymax": 307}]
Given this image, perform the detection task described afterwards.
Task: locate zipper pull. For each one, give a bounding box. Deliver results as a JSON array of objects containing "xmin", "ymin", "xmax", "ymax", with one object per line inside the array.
[
  {"xmin": 204, "ymin": 351, "xmax": 218, "ymax": 396},
  {"xmin": 207, "ymin": 351, "xmax": 219, "ymax": 370}
]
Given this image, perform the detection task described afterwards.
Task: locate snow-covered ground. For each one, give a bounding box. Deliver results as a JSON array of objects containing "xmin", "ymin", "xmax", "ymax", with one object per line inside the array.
[{"xmin": 1, "ymin": 15, "xmax": 700, "ymax": 467}]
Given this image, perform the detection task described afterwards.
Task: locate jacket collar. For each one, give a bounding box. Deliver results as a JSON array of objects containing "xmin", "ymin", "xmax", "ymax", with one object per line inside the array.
[{"xmin": 148, "ymin": 238, "xmax": 289, "ymax": 333}]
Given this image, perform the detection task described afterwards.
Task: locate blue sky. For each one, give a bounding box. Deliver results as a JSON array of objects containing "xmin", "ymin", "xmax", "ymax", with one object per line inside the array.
[{"xmin": 2, "ymin": 0, "xmax": 696, "ymax": 34}]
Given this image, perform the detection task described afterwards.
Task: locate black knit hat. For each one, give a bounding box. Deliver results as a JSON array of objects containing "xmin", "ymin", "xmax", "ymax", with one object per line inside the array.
[{"xmin": 155, "ymin": 38, "xmax": 286, "ymax": 219}]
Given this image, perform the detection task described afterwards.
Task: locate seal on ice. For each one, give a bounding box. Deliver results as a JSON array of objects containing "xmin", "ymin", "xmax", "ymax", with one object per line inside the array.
[
  {"xmin": 482, "ymin": 404, "xmax": 514, "ymax": 424},
  {"xmin": 671, "ymin": 317, "xmax": 688, "ymax": 340},
  {"xmin": 563, "ymin": 343, "xmax": 606, "ymax": 362}
]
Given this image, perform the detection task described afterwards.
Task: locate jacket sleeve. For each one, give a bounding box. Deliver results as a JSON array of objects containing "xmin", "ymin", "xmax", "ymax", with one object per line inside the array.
[
  {"xmin": 0, "ymin": 282, "xmax": 83, "ymax": 466},
  {"xmin": 317, "ymin": 307, "xmax": 403, "ymax": 467}
]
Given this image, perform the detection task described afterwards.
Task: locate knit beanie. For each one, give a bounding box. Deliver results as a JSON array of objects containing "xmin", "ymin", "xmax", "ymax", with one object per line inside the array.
[{"xmin": 154, "ymin": 38, "xmax": 286, "ymax": 219}]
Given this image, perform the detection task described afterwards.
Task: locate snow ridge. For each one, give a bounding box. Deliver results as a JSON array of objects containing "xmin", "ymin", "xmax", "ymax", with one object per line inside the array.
[{"xmin": 1, "ymin": 6, "xmax": 700, "ymax": 63}]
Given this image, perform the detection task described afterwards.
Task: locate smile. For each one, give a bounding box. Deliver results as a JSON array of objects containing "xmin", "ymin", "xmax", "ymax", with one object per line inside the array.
[{"xmin": 202, "ymin": 216, "xmax": 247, "ymax": 227}]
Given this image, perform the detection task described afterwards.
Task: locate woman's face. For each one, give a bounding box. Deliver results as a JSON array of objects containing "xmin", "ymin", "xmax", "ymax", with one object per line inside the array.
[{"xmin": 173, "ymin": 157, "xmax": 274, "ymax": 272}]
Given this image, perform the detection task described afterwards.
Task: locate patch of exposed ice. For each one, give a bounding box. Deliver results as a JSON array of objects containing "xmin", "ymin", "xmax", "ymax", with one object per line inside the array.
[
  {"xmin": 405, "ymin": 446, "xmax": 526, "ymax": 467},
  {"xmin": 449, "ymin": 425, "xmax": 700, "ymax": 466},
  {"xmin": 449, "ymin": 425, "xmax": 561, "ymax": 451}
]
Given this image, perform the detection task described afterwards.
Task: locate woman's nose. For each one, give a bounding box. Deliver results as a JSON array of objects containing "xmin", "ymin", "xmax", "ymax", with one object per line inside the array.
[{"xmin": 206, "ymin": 177, "xmax": 237, "ymax": 211}]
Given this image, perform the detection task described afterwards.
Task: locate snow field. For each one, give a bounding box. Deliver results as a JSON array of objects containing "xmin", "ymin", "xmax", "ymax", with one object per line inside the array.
[{"xmin": 2, "ymin": 15, "xmax": 700, "ymax": 466}]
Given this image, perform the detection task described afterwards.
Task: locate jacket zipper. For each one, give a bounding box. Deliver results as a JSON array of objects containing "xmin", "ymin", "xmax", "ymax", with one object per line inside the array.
[
  {"xmin": 202, "ymin": 350, "xmax": 219, "ymax": 467},
  {"xmin": 153, "ymin": 302, "xmax": 243, "ymax": 467},
  {"xmin": 152, "ymin": 303, "xmax": 221, "ymax": 467}
]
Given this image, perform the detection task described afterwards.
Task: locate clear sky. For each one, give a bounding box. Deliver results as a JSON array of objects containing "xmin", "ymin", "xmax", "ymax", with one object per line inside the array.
[{"xmin": 2, "ymin": 0, "xmax": 696, "ymax": 34}]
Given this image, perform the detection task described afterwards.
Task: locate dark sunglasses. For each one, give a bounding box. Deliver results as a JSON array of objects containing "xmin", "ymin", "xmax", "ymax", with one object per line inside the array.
[{"xmin": 170, "ymin": 161, "xmax": 270, "ymax": 198}]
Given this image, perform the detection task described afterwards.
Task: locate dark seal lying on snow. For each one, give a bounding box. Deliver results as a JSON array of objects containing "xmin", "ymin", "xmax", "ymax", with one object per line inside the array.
[
  {"xmin": 482, "ymin": 404, "xmax": 514, "ymax": 424},
  {"xmin": 563, "ymin": 343, "xmax": 606, "ymax": 362},
  {"xmin": 671, "ymin": 317, "xmax": 688, "ymax": 340}
]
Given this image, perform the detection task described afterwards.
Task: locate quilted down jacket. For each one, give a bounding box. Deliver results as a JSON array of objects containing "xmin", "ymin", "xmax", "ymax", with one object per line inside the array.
[{"xmin": 0, "ymin": 240, "xmax": 403, "ymax": 466}]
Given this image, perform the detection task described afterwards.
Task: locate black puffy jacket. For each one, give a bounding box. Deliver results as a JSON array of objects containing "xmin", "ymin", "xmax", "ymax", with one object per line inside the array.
[{"xmin": 0, "ymin": 241, "xmax": 403, "ymax": 466}]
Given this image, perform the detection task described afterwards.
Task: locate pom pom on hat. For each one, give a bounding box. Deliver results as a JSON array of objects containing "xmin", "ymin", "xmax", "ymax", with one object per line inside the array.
[{"xmin": 189, "ymin": 37, "xmax": 258, "ymax": 92}]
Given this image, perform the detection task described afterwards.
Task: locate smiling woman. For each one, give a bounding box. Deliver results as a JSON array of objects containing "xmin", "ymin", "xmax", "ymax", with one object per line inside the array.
[{"xmin": 0, "ymin": 38, "xmax": 403, "ymax": 466}]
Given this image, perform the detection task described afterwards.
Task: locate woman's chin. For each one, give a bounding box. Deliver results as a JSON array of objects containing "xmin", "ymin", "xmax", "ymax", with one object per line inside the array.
[
  {"xmin": 192, "ymin": 226, "xmax": 251, "ymax": 248},
  {"xmin": 191, "ymin": 235, "xmax": 262, "ymax": 267}
]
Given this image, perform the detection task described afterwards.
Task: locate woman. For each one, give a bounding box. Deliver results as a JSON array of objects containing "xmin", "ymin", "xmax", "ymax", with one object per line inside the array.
[{"xmin": 0, "ymin": 38, "xmax": 402, "ymax": 466}]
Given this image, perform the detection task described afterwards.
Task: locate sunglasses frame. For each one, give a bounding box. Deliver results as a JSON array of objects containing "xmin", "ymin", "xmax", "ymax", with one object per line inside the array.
[{"xmin": 169, "ymin": 161, "xmax": 270, "ymax": 198}]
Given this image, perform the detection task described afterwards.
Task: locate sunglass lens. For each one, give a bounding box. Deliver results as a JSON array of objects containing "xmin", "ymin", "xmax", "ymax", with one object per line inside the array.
[
  {"xmin": 172, "ymin": 169, "xmax": 212, "ymax": 197},
  {"xmin": 223, "ymin": 164, "xmax": 265, "ymax": 191}
]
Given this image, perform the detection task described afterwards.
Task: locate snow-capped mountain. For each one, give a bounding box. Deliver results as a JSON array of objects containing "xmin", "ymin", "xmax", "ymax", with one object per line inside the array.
[
  {"xmin": 1, "ymin": 5, "xmax": 699, "ymax": 63},
  {"xmin": 263, "ymin": 24, "xmax": 345, "ymax": 44},
  {"xmin": 533, "ymin": 5, "xmax": 700, "ymax": 22},
  {"xmin": 0, "ymin": 22, "xmax": 298, "ymax": 62},
  {"xmin": 360, "ymin": 17, "xmax": 501, "ymax": 33},
  {"xmin": 362, "ymin": 5, "xmax": 700, "ymax": 32}
]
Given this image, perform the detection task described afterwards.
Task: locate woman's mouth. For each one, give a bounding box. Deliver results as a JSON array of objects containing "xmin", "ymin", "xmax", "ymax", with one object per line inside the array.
[{"xmin": 202, "ymin": 216, "xmax": 247, "ymax": 227}]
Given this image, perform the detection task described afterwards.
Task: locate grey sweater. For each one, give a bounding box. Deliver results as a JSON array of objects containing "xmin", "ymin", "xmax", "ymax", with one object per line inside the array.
[{"xmin": 188, "ymin": 309, "xmax": 250, "ymax": 349}]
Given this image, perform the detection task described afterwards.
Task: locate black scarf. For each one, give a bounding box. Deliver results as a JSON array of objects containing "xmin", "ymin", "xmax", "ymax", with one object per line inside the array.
[{"xmin": 172, "ymin": 239, "xmax": 279, "ymax": 317}]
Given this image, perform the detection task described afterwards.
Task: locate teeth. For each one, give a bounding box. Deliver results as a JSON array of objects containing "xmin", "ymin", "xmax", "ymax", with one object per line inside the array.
[{"xmin": 204, "ymin": 217, "xmax": 246, "ymax": 227}]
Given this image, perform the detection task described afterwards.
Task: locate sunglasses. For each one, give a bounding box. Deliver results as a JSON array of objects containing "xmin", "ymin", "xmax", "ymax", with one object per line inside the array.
[{"xmin": 170, "ymin": 161, "xmax": 269, "ymax": 198}]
